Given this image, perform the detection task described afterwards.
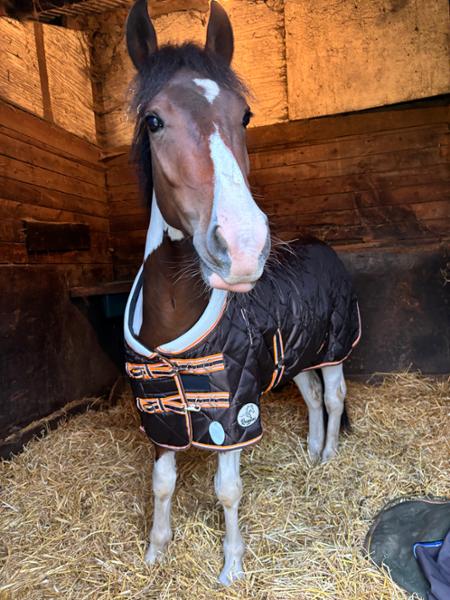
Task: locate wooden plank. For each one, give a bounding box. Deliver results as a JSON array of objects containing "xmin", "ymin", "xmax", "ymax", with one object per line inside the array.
[
  {"xmin": 2, "ymin": 156, "xmax": 106, "ymax": 202},
  {"xmin": 0, "ymin": 100, "xmax": 101, "ymax": 164},
  {"xmin": 0, "ymin": 198, "xmax": 109, "ymax": 232},
  {"xmin": 250, "ymin": 126, "xmax": 448, "ymax": 171},
  {"xmin": 24, "ymin": 220, "xmax": 91, "ymax": 253},
  {"xmin": 246, "ymin": 105, "xmax": 450, "ymax": 152},
  {"xmin": 1, "ymin": 178, "xmax": 108, "ymax": 219},
  {"xmin": 274, "ymin": 217, "xmax": 450, "ymax": 245},
  {"xmin": 251, "ymin": 146, "xmax": 446, "ymax": 187},
  {"xmin": 265, "ymin": 182, "xmax": 450, "ymax": 220},
  {"xmin": 110, "ymin": 213, "xmax": 149, "ymax": 233},
  {"xmin": 110, "ymin": 231, "xmax": 147, "ymax": 255},
  {"xmin": 109, "ymin": 200, "xmax": 146, "ymax": 218},
  {"xmin": 259, "ymin": 164, "xmax": 450, "ymax": 203},
  {"xmin": 0, "ymin": 122, "xmax": 104, "ymax": 173},
  {"xmin": 0, "ymin": 262, "xmax": 114, "ymax": 287},
  {"xmin": 110, "ymin": 229, "xmax": 146, "ymax": 264},
  {"xmin": 0, "ymin": 131, "xmax": 105, "ymax": 188},
  {"xmin": 70, "ymin": 280, "xmax": 132, "ymax": 298},
  {"xmin": 106, "ymin": 164, "xmax": 138, "ymax": 188},
  {"xmin": 0, "ymin": 18, "xmax": 43, "ymax": 117},
  {"xmin": 270, "ymin": 199, "xmax": 450, "ymax": 230},
  {"xmin": 44, "ymin": 24, "xmax": 96, "ymax": 143},
  {"xmin": 285, "ymin": 0, "xmax": 450, "ymax": 120}
]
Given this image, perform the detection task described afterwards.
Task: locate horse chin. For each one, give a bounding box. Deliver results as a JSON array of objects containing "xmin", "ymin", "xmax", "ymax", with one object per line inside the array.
[{"xmin": 208, "ymin": 272, "xmax": 256, "ymax": 293}]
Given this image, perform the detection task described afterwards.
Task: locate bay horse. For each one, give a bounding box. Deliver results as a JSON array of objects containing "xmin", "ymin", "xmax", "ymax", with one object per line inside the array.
[{"xmin": 124, "ymin": 0, "xmax": 361, "ymax": 585}]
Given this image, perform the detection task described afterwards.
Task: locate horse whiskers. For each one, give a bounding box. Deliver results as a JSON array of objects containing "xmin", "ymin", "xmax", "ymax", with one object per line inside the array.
[
  {"xmin": 173, "ymin": 266, "xmax": 201, "ymax": 286},
  {"xmin": 270, "ymin": 234, "xmax": 297, "ymax": 255}
]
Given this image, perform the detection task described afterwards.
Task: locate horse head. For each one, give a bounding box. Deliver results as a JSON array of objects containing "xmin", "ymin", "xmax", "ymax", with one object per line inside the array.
[{"xmin": 126, "ymin": 0, "xmax": 270, "ymax": 293}]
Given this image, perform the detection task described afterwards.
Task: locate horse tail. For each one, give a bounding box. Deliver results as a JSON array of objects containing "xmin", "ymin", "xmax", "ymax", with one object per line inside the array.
[{"xmin": 340, "ymin": 400, "xmax": 351, "ymax": 433}]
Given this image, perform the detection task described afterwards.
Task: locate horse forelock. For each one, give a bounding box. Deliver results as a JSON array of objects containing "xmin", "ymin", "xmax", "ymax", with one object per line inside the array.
[{"xmin": 130, "ymin": 42, "xmax": 249, "ymax": 209}]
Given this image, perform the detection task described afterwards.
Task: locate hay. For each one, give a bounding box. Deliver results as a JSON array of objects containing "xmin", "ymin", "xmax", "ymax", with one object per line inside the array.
[{"xmin": 0, "ymin": 373, "xmax": 449, "ymax": 600}]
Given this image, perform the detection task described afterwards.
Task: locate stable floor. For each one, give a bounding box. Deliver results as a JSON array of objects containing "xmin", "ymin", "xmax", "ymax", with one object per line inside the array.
[{"xmin": 0, "ymin": 374, "xmax": 449, "ymax": 600}]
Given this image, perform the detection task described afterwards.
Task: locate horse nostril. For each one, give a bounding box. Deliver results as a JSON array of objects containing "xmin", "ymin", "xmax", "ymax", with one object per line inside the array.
[
  {"xmin": 207, "ymin": 225, "xmax": 229, "ymax": 267},
  {"xmin": 261, "ymin": 233, "xmax": 271, "ymax": 261}
]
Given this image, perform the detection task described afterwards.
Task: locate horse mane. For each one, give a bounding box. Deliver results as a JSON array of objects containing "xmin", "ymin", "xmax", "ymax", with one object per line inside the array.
[{"xmin": 130, "ymin": 42, "xmax": 249, "ymax": 206}]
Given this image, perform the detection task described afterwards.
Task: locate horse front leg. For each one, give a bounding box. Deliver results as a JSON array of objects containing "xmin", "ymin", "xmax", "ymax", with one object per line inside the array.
[
  {"xmin": 294, "ymin": 370, "xmax": 325, "ymax": 462},
  {"xmin": 145, "ymin": 447, "xmax": 177, "ymax": 564},
  {"xmin": 215, "ymin": 449, "xmax": 245, "ymax": 586},
  {"xmin": 321, "ymin": 363, "xmax": 346, "ymax": 462}
]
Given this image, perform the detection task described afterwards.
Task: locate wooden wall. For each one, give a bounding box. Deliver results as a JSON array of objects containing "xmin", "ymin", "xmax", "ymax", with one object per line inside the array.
[
  {"xmin": 0, "ymin": 100, "xmax": 118, "ymax": 452},
  {"xmin": 250, "ymin": 105, "xmax": 450, "ymax": 248},
  {"xmin": 105, "ymin": 101, "xmax": 449, "ymax": 278},
  {"xmin": 86, "ymin": 0, "xmax": 449, "ymax": 148},
  {"xmin": 0, "ymin": 101, "xmax": 111, "ymax": 276}
]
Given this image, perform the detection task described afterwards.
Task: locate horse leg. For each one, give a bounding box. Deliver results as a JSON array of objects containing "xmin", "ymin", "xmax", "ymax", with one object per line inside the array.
[
  {"xmin": 293, "ymin": 370, "xmax": 325, "ymax": 462},
  {"xmin": 145, "ymin": 447, "xmax": 177, "ymax": 564},
  {"xmin": 215, "ymin": 449, "xmax": 245, "ymax": 586},
  {"xmin": 321, "ymin": 363, "xmax": 347, "ymax": 462}
]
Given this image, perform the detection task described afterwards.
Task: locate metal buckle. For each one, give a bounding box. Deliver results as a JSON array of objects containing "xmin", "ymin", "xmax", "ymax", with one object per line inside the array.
[{"xmin": 185, "ymin": 404, "xmax": 201, "ymax": 412}]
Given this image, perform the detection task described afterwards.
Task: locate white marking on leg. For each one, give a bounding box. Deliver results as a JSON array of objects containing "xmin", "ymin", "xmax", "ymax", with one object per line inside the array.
[
  {"xmin": 321, "ymin": 364, "xmax": 346, "ymax": 462},
  {"xmin": 144, "ymin": 193, "xmax": 184, "ymax": 260},
  {"xmin": 208, "ymin": 126, "xmax": 267, "ymax": 281},
  {"xmin": 215, "ymin": 450, "xmax": 245, "ymax": 586},
  {"xmin": 294, "ymin": 370, "xmax": 324, "ymax": 462},
  {"xmin": 145, "ymin": 451, "xmax": 177, "ymax": 564},
  {"xmin": 193, "ymin": 78, "xmax": 220, "ymax": 103}
]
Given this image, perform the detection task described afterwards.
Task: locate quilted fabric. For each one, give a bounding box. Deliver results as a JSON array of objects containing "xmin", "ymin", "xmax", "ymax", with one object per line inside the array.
[{"xmin": 125, "ymin": 238, "xmax": 361, "ymax": 451}]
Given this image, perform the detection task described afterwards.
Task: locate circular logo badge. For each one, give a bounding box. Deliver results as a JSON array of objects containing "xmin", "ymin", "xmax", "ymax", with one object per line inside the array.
[
  {"xmin": 237, "ymin": 403, "xmax": 259, "ymax": 428},
  {"xmin": 209, "ymin": 421, "xmax": 225, "ymax": 445}
]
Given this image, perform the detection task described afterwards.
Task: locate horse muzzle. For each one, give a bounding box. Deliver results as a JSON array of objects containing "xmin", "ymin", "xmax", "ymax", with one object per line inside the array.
[{"xmin": 198, "ymin": 226, "xmax": 271, "ymax": 292}]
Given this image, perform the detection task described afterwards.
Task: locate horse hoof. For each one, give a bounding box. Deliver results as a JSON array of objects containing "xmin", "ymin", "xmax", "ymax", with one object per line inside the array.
[
  {"xmin": 308, "ymin": 449, "xmax": 322, "ymax": 464},
  {"xmin": 321, "ymin": 447, "xmax": 338, "ymax": 463},
  {"xmin": 218, "ymin": 563, "xmax": 245, "ymax": 586},
  {"xmin": 144, "ymin": 544, "xmax": 165, "ymax": 565}
]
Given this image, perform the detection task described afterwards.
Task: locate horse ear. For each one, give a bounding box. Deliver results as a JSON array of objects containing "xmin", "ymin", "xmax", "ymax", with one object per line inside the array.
[
  {"xmin": 205, "ymin": 0, "xmax": 234, "ymax": 65},
  {"xmin": 126, "ymin": 0, "xmax": 158, "ymax": 72}
]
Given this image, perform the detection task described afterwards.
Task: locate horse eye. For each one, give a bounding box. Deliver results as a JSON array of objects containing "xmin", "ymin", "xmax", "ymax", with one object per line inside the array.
[
  {"xmin": 242, "ymin": 110, "xmax": 253, "ymax": 128},
  {"xmin": 146, "ymin": 114, "xmax": 164, "ymax": 133}
]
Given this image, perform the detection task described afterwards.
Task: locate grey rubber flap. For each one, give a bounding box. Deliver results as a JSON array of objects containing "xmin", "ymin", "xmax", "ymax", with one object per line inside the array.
[{"xmin": 364, "ymin": 497, "xmax": 450, "ymax": 598}]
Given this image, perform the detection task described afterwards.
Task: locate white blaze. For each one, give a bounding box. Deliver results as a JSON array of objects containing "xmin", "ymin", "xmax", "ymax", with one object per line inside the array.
[
  {"xmin": 209, "ymin": 126, "xmax": 267, "ymax": 277},
  {"xmin": 193, "ymin": 78, "xmax": 220, "ymax": 104}
]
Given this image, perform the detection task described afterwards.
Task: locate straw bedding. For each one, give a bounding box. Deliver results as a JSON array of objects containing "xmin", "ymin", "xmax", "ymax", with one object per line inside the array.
[{"xmin": 0, "ymin": 373, "xmax": 449, "ymax": 600}]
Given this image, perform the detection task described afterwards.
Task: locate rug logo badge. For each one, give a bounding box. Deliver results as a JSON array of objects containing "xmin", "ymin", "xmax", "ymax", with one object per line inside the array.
[{"xmin": 237, "ymin": 403, "xmax": 259, "ymax": 427}]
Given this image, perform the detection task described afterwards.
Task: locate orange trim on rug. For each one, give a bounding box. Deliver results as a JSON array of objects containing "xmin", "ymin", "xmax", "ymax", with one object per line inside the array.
[{"xmin": 193, "ymin": 432, "xmax": 263, "ymax": 451}]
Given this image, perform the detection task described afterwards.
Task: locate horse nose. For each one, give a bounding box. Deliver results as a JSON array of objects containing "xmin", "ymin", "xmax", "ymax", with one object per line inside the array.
[{"xmin": 206, "ymin": 224, "xmax": 230, "ymax": 268}]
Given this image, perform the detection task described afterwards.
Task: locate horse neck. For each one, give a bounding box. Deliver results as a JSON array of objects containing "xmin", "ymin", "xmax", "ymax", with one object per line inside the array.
[{"xmin": 138, "ymin": 198, "xmax": 209, "ymax": 350}]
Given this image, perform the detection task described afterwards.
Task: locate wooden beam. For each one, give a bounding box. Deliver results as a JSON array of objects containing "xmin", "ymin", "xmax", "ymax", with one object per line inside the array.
[{"xmin": 33, "ymin": 22, "xmax": 53, "ymax": 122}]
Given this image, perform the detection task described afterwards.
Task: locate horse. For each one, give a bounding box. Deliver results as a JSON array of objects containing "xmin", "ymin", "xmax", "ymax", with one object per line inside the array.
[{"xmin": 123, "ymin": 0, "xmax": 361, "ymax": 586}]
